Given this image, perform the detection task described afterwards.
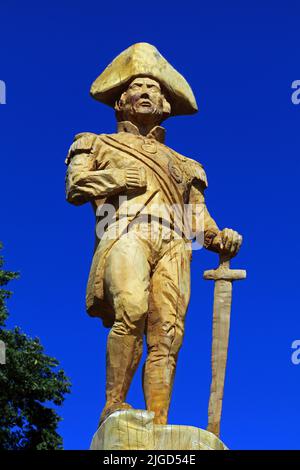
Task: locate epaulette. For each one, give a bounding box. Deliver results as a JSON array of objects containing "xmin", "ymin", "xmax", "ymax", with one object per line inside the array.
[
  {"xmin": 191, "ymin": 160, "xmax": 208, "ymax": 188},
  {"xmin": 170, "ymin": 149, "xmax": 208, "ymax": 188},
  {"xmin": 65, "ymin": 132, "xmax": 98, "ymax": 165},
  {"xmin": 182, "ymin": 156, "xmax": 208, "ymax": 188}
]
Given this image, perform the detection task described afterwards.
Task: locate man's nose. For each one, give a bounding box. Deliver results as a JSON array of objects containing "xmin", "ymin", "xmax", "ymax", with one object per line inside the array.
[{"xmin": 140, "ymin": 85, "xmax": 150, "ymax": 97}]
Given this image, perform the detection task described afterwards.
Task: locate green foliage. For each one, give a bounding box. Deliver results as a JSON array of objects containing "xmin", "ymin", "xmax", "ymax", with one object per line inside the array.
[{"xmin": 0, "ymin": 243, "xmax": 71, "ymax": 449}]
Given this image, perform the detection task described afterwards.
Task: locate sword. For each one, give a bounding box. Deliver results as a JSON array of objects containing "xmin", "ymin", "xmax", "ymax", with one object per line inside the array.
[{"xmin": 204, "ymin": 253, "xmax": 246, "ymax": 437}]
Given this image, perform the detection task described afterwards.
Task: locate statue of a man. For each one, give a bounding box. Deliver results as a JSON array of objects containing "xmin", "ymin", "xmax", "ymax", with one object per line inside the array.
[{"xmin": 65, "ymin": 43, "xmax": 242, "ymax": 425}]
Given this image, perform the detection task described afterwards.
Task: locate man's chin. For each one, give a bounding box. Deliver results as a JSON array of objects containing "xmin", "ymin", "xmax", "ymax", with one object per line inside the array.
[
  {"xmin": 124, "ymin": 108, "xmax": 163, "ymax": 126},
  {"xmin": 134, "ymin": 107, "xmax": 155, "ymax": 115},
  {"xmin": 133, "ymin": 108, "xmax": 163, "ymax": 123}
]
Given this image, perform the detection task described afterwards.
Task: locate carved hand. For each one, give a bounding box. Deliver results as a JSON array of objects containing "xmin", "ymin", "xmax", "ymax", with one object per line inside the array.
[
  {"xmin": 212, "ymin": 228, "xmax": 243, "ymax": 258},
  {"xmin": 125, "ymin": 167, "xmax": 147, "ymax": 191}
]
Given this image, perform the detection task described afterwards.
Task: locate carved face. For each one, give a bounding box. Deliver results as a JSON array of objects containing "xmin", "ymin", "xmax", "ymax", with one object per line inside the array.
[{"xmin": 116, "ymin": 77, "xmax": 171, "ymax": 125}]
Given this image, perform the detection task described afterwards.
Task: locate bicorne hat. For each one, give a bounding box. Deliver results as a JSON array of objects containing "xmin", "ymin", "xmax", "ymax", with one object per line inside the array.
[{"xmin": 90, "ymin": 42, "xmax": 198, "ymax": 117}]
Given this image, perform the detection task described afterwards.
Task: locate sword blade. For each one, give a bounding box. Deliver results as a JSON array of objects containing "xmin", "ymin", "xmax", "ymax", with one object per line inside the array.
[{"xmin": 207, "ymin": 278, "xmax": 232, "ymax": 437}]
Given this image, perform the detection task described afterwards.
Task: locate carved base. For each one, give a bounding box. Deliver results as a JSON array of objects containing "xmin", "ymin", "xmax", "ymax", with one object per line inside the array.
[{"xmin": 90, "ymin": 409, "xmax": 227, "ymax": 450}]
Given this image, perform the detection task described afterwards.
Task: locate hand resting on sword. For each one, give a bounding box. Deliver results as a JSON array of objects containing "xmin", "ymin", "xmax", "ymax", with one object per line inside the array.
[{"xmin": 211, "ymin": 228, "xmax": 243, "ymax": 258}]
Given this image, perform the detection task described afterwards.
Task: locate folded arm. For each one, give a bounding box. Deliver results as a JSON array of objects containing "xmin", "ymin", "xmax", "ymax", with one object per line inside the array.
[{"xmin": 65, "ymin": 134, "xmax": 146, "ymax": 206}]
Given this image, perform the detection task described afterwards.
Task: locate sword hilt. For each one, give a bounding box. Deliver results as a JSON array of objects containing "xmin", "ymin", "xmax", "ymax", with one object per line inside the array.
[{"xmin": 203, "ymin": 253, "xmax": 246, "ymax": 282}]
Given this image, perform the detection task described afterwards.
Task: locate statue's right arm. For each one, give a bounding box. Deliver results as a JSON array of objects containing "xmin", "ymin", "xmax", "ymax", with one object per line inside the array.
[{"xmin": 65, "ymin": 133, "xmax": 146, "ymax": 205}]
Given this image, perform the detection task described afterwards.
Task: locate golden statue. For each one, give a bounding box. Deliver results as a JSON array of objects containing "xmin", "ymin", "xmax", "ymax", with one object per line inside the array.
[{"xmin": 65, "ymin": 43, "xmax": 245, "ymax": 450}]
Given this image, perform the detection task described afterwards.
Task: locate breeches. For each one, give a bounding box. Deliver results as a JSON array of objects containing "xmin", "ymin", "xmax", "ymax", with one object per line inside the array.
[
  {"xmin": 104, "ymin": 221, "xmax": 191, "ymax": 356},
  {"xmin": 102, "ymin": 221, "xmax": 191, "ymax": 422}
]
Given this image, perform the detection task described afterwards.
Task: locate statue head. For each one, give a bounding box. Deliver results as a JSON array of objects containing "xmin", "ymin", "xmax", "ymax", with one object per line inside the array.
[
  {"xmin": 90, "ymin": 43, "xmax": 198, "ymax": 119},
  {"xmin": 114, "ymin": 76, "xmax": 171, "ymax": 128}
]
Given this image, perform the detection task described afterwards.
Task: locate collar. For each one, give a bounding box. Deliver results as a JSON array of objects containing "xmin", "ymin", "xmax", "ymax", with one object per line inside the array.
[{"xmin": 117, "ymin": 121, "xmax": 166, "ymax": 144}]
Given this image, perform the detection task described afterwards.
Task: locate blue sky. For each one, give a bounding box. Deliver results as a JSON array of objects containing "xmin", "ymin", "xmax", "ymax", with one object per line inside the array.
[{"xmin": 1, "ymin": 1, "xmax": 300, "ymax": 449}]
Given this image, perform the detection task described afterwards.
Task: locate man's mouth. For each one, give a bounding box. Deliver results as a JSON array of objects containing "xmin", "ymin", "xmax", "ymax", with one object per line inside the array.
[{"xmin": 138, "ymin": 100, "xmax": 152, "ymax": 107}]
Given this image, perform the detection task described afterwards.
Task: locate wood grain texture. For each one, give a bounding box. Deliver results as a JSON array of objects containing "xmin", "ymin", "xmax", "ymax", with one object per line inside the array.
[{"xmin": 90, "ymin": 410, "xmax": 228, "ymax": 450}]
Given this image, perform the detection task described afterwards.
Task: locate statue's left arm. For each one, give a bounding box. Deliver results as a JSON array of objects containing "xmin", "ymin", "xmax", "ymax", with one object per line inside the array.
[
  {"xmin": 189, "ymin": 176, "xmax": 220, "ymax": 252},
  {"xmin": 190, "ymin": 164, "xmax": 243, "ymax": 257}
]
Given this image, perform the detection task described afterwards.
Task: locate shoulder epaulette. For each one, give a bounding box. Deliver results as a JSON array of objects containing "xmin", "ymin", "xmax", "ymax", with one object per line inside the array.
[{"xmin": 65, "ymin": 132, "xmax": 98, "ymax": 165}]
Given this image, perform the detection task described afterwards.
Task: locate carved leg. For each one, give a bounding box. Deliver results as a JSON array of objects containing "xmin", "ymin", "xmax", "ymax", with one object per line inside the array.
[
  {"xmin": 143, "ymin": 239, "xmax": 191, "ymax": 424},
  {"xmin": 101, "ymin": 233, "xmax": 151, "ymax": 423}
]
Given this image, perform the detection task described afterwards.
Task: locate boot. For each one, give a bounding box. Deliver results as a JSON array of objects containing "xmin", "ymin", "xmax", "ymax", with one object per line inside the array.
[
  {"xmin": 142, "ymin": 337, "xmax": 178, "ymax": 424},
  {"xmin": 100, "ymin": 330, "xmax": 143, "ymax": 425}
]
